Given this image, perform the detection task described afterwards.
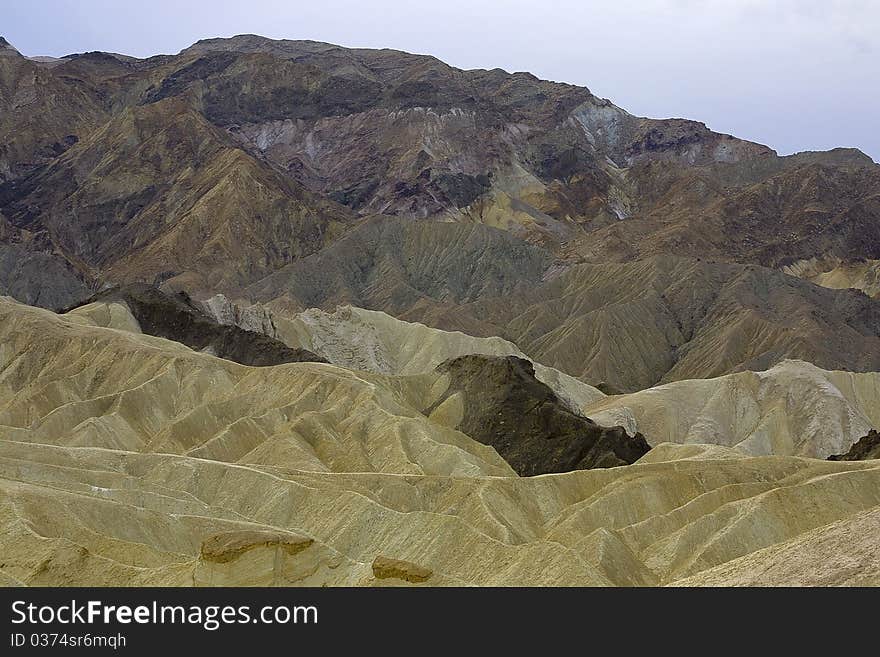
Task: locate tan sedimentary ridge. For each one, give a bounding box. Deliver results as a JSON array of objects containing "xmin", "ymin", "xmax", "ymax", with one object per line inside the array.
[
  {"xmin": 784, "ymin": 257, "xmax": 880, "ymax": 299},
  {"xmin": 269, "ymin": 304, "xmax": 606, "ymax": 411},
  {"xmin": 0, "ymin": 297, "xmax": 512, "ymax": 477},
  {"xmin": 246, "ymin": 247, "xmax": 880, "ymax": 393},
  {"xmin": 3, "ymin": 439, "xmax": 880, "ymax": 586},
  {"xmin": 584, "ymin": 360, "xmax": 880, "ymax": 458}
]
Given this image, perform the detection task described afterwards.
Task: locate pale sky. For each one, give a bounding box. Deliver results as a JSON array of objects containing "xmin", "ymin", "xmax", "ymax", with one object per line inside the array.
[{"xmin": 3, "ymin": 0, "xmax": 878, "ymax": 160}]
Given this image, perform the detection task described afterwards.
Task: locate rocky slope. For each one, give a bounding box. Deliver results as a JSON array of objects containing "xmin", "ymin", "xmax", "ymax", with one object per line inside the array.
[
  {"xmin": 564, "ymin": 152, "xmax": 880, "ymax": 268},
  {"xmin": 0, "ymin": 242, "xmax": 90, "ymax": 309},
  {"xmin": 1, "ymin": 34, "xmax": 878, "ymax": 305},
  {"xmin": 0, "ymin": 97, "xmax": 354, "ymax": 294},
  {"xmin": 670, "ymin": 505, "xmax": 880, "ymax": 586},
  {"xmin": 456, "ymin": 257, "xmax": 880, "ymax": 391},
  {"xmin": 247, "ymin": 242, "xmax": 880, "ymax": 392},
  {"xmin": 828, "ymin": 430, "xmax": 880, "ymax": 461},
  {"xmin": 785, "ymin": 257, "xmax": 880, "ymax": 299}
]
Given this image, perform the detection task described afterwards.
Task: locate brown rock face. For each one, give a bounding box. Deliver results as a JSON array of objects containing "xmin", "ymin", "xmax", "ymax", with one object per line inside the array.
[
  {"xmin": 70, "ymin": 283, "xmax": 327, "ymax": 366},
  {"xmin": 200, "ymin": 531, "xmax": 314, "ymax": 564},
  {"xmin": 566, "ymin": 154, "xmax": 880, "ymax": 268},
  {"xmin": 430, "ymin": 354, "xmax": 650, "ymax": 475},
  {"xmin": 372, "ymin": 556, "xmax": 433, "ymax": 583},
  {"xmin": 828, "ymin": 430, "xmax": 880, "ymax": 461}
]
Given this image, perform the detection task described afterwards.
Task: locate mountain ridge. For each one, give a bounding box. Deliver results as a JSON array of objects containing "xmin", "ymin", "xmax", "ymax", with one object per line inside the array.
[{"xmin": 2, "ymin": 33, "xmax": 877, "ymax": 308}]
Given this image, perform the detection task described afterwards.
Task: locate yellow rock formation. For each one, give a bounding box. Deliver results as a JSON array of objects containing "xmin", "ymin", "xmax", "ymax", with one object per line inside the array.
[{"xmin": 1, "ymin": 296, "xmax": 878, "ymax": 586}]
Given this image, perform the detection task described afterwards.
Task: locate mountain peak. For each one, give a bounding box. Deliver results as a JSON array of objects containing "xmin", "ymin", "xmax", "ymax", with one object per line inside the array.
[{"xmin": 0, "ymin": 36, "xmax": 22, "ymax": 58}]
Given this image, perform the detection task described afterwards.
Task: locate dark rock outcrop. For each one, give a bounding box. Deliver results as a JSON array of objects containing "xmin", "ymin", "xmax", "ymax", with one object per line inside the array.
[
  {"xmin": 828, "ymin": 430, "xmax": 880, "ymax": 461},
  {"xmin": 67, "ymin": 284, "xmax": 326, "ymax": 367},
  {"xmin": 431, "ymin": 354, "xmax": 650, "ymax": 475},
  {"xmin": 371, "ymin": 556, "xmax": 432, "ymax": 583}
]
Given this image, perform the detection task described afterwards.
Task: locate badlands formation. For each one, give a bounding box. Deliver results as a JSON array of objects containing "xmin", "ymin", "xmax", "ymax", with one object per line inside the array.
[
  {"xmin": 197, "ymin": 297, "xmax": 880, "ymax": 462},
  {"xmin": 0, "ymin": 296, "xmax": 878, "ymax": 586},
  {"xmin": 785, "ymin": 257, "xmax": 880, "ymax": 299},
  {"xmin": 1, "ymin": 34, "xmax": 880, "ymax": 587}
]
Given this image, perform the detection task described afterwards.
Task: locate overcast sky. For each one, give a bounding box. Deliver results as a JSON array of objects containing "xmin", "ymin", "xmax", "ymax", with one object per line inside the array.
[{"xmin": 4, "ymin": 0, "xmax": 878, "ymax": 160}]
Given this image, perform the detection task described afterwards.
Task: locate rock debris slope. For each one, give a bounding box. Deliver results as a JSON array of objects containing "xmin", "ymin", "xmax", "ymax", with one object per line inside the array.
[{"xmin": 2, "ymin": 296, "xmax": 880, "ymax": 586}]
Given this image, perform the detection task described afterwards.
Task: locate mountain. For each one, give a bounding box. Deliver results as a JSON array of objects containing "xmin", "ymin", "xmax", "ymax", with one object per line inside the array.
[
  {"xmin": 564, "ymin": 151, "xmax": 880, "ymax": 268},
  {"xmin": 0, "ymin": 34, "xmax": 878, "ymax": 306},
  {"xmin": 1, "ymin": 33, "xmax": 880, "ymax": 588},
  {"xmin": 0, "ymin": 37, "xmax": 112, "ymax": 185},
  {"xmin": 452, "ymin": 257, "xmax": 880, "ymax": 391}
]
